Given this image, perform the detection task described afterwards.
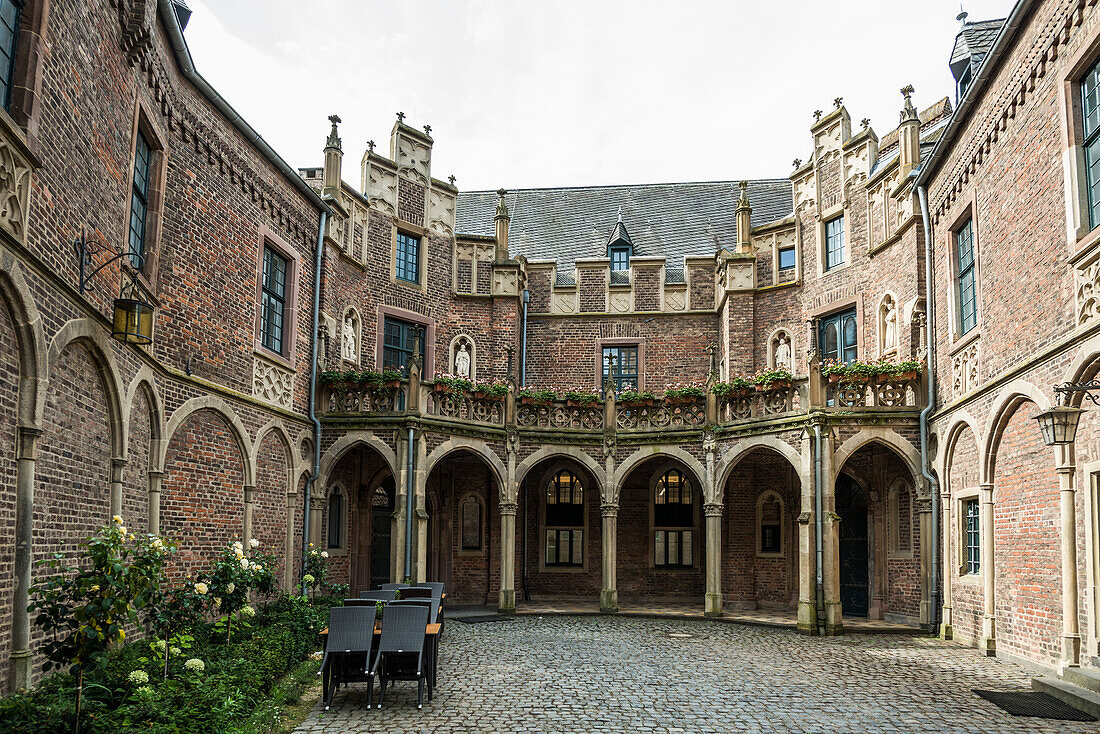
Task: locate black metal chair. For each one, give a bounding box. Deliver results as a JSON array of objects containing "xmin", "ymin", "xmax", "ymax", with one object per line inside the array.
[
  {"xmin": 419, "ymin": 581, "xmax": 445, "ymax": 598},
  {"xmin": 360, "ymin": 590, "xmax": 397, "ymax": 602},
  {"xmin": 379, "ymin": 582, "xmax": 410, "ymax": 592},
  {"xmin": 372, "ymin": 604, "xmax": 431, "ymax": 710},
  {"xmin": 401, "ymin": 587, "xmax": 434, "ymax": 599},
  {"xmin": 318, "ymin": 606, "xmax": 377, "ymax": 710},
  {"xmin": 402, "ymin": 586, "xmax": 444, "ymax": 634}
]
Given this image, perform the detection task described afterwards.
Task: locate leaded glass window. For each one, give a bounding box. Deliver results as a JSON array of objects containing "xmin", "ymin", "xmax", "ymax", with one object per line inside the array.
[
  {"xmin": 0, "ymin": 0, "xmax": 22, "ymax": 110},
  {"xmin": 1083, "ymin": 58, "xmax": 1100, "ymax": 229},
  {"xmin": 396, "ymin": 231, "xmax": 420, "ymax": 283},
  {"xmin": 128, "ymin": 131, "xmax": 153, "ymax": 268},
  {"xmin": 824, "ymin": 215, "xmax": 845, "ymax": 270},
  {"xmin": 956, "ymin": 218, "xmax": 977, "ymax": 335},
  {"xmin": 546, "ymin": 470, "xmax": 583, "ymax": 567},
  {"xmin": 654, "ymin": 469, "xmax": 693, "ymax": 567},
  {"xmin": 602, "ymin": 345, "xmax": 638, "ymax": 393},
  {"xmin": 260, "ymin": 245, "xmax": 288, "ymax": 354},
  {"xmin": 965, "ymin": 498, "xmax": 980, "ymax": 575},
  {"xmin": 381, "ymin": 316, "xmax": 425, "ymax": 371},
  {"xmin": 327, "ymin": 490, "xmax": 343, "ymax": 549}
]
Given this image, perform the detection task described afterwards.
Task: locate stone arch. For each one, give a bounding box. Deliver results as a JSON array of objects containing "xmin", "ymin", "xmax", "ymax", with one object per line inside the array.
[
  {"xmin": 45, "ymin": 318, "xmax": 125, "ymax": 458},
  {"xmin": 124, "ymin": 367, "xmax": 165, "ymax": 460},
  {"xmin": 422, "ymin": 437, "xmax": 506, "ymax": 494},
  {"xmin": 1060, "ymin": 331, "xmax": 1100, "ymax": 387},
  {"xmin": 613, "ymin": 446, "xmax": 706, "ymax": 505},
  {"xmin": 981, "ymin": 379, "xmax": 1050, "ymax": 484},
  {"xmin": 832, "ymin": 428, "xmax": 921, "ymax": 484},
  {"xmin": 121, "ymin": 373, "xmax": 162, "ymax": 533},
  {"xmin": 515, "ymin": 445, "xmax": 604, "ymax": 496},
  {"xmin": 165, "ymin": 395, "xmax": 254, "ymax": 485},
  {"xmin": 254, "ymin": 425, "xmax": 293, "ymax": 579},
  {"xmin": 941, "ymin": 410, "xmax": 983, "ymax": 485},
  {"xmin": 0, "ymin": 258, "xmax": 45, "ymax": 428},
  {"xmin": 252, "ymin": 419, "xmax": 296, "ymax": 491},
  {"xmin": 318, "ymin": 431, "xmax": 398, "ymax": 486},
  {"xmin": 716, "ymin": 435, "xmax": 803, "ymax": 500}
]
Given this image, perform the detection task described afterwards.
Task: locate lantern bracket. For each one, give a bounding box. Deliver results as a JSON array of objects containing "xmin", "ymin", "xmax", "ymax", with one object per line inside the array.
[
  {"xmin": 1054, "ymin": 381, "xmax": 1100, "ymax": 407},
  {"xmin": 74, "ymin": 228, "xmax": 145, "ymax": 294}
]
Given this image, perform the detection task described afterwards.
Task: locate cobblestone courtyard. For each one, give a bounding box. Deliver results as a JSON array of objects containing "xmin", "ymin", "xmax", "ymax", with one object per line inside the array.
[{"xmin": 295, "ymin": 616, "xmax": 1100, "ymax": 733}]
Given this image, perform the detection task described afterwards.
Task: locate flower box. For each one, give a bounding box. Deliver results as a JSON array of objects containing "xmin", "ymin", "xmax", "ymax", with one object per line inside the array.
[
  {"xmin": 384, "ymin": 379, "xmax": 402, "ymax": 389},
  {"xmin": 755, "ymin": 379, "xmax": 791, "ymax": 392},
  {"xmin": 566, "ymin": 399, "xmax": 599, "ymax": 407},
  {"xmin": 475, "ymin": 391, "xmax": 506, "ymax": 402},
  {"xmin": 620, "ymin": 399, "xmax": 654, "ymax": 408},
  {"xmin": 520, "ymin": 396, "xmax": 552, "ymax": 406},
  {"xmin": 666, "ymin": 396, "xmax": 700, "ymax": 406}
]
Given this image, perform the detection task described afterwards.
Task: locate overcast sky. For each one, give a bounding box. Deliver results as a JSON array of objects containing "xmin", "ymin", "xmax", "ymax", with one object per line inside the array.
[{"xmin": 182, "ymin": 0, "xmax": 1016, "ymax": 192}]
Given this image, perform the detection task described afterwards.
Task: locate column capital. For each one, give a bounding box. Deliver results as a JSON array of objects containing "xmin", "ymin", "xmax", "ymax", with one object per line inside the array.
[
  {"xmin": 310, "ymin": 494, "xmax": 325, "ymax": 510},
  {"xmin": 147, "ymin": 469, "xmax": 164, "ymax": 479},
  {"xmin": 244, "ymin": 485, "xmax": 256, "ymax": 503},
  {"xmin": 499, "ymin": 501, "xmax": 518, "ymax": 516},
  {"xmin": 600, "ymin": 502, "xmax": 619, "ymax": 518},
  {"xmin": 16, "ymin": 426, "xmax": 42, "ymax": 460},
  {"xmin": 704, "ymin": 502, "xmax": 724, "ymax": 517}
]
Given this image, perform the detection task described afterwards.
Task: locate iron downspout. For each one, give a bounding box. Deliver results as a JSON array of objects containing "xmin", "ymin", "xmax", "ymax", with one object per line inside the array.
[
  {"xmin": 521, "ymin": 289, "xmax": 530, "ymax": 387},
  {"xmin": 918, "ymin": 184, "xmax": 941, "ymax": 634},
  {"xmin": 405, "ymin": 427, "xmax": 415, "ymax": 582},
  {"xmin": 814, "ymin": 423, "xmax": 825, "ymax": 635},
  {"xmin": 303, "ymin": 209, "xmax": 328, "ymax": 596}
]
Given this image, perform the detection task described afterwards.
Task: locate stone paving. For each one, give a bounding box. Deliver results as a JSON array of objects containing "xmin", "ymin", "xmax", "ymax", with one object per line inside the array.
[{"xmin": 295, "ymin": 615, "xmax": 1100, "ymax": 733}]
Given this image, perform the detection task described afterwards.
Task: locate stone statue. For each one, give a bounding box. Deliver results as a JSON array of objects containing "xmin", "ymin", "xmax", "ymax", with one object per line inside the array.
[
  {"xmin": 455, "ymin": 342, "xmax": 471, "ymax": 378},
  {"xmin": 342, "ymin": 315, "xmax": 357, "ymax": 362},
  {"xmin": 317, "ymin": 323, "xmax": 329, "ymax": 366},
  {"xmin": 883, "ymin": 298, "xmax": 898, "ymax": 352},
  {"xmin": 775, "ymin": 336, "xmax": 792, "ymax": 372}
]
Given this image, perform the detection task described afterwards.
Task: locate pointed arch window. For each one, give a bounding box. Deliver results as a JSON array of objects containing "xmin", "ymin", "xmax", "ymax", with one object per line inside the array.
[
  {"xmin": 654, "ymin": 468, "xmax": 693, "ymax": 567},
  {"xmin": 327, "ymin": 488, "xmax": 344, "ymax": 550},
  {"xmin": 461, "ymin": 494, "xmax": 483, "ymax": 551},
  {"xmin": 545, "ymin": 470, "xmax": 584, "ymax": 567}
]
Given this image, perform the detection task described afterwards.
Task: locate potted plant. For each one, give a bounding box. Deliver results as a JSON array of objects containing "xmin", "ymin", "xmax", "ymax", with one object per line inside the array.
[
  {"xmin": 518, "ymin": 387, "xmax": 557, "ymax": 405},
  {"xmin": 884, "ymin": 360, "xmax": 922, "ymax": 382},
  {"xmin": 381, "ymin": 367, "xmax": 405, "ymax": 389},
  {"xmin": 563, "ymin": 390, "xmax": 601, "ymax": 407},
  {"xmin": 473, "ymin": 380, "xmax": 509, "ymax": 401},
  {"xmin": 753, "ymin": 368, "xmax": 793, "ymax": 391},
  {"xmin": 618, "ymin": 389, "xmax": 656, "ymax": 407},
  {"xmin": 434, "ymin": 374, "xmax": 473, "ymax": 395},
  {"xmin": 664, "ymin": 383, "xmax": 705, "ymax": 405},
  {"xmin": 712, "ymin": 376, "xmax": 755, "ymax": 399}
]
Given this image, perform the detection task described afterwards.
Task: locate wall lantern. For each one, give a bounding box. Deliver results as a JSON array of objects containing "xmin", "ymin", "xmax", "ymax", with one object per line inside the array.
[
  {"xmin": 1035, "ymin": 382, "xmax": 1096, "ymax": 446},
  {"xmin": 73, "ymin": 229, "xmax": 156, "ymax": 345}
]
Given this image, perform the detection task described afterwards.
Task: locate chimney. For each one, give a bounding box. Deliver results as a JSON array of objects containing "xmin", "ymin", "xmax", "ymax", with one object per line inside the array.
[
  {"xmin": 735, "ymin": 181, "xmax": 752, "ymax": 253},
  {"xmin": 495, "ymin": 189, "xmax": 510, "ymax": 260},
  {"xmin": 323, "ymin": 114, "xmax": 342, "ymax": 198},
  {"xmin": 898, "ymin": 86, "xmax": 921, "ymax": 177}
]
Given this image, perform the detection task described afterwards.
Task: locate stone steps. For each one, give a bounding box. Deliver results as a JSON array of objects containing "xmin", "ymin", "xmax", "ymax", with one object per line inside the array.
[{"xmin": 1031, "ymin": 676, "xmax": 1100, "ymax": 719}]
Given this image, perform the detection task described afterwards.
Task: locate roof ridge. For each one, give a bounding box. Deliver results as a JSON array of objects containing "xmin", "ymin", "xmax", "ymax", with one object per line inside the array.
[{"xmin": 459, "ymin": 178, "xmax": 791, "ymax": 195}]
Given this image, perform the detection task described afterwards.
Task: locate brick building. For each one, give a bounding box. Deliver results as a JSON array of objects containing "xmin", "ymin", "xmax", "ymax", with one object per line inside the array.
[{"xmin": 1, "ymin": 0, "xmax": 1098, "ymax": 691}]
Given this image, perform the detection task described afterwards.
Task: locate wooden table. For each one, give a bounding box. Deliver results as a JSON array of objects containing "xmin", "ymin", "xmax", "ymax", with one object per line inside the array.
[{"xmin": 320, "ymin": 622, "xmax": 441, "ymax": 699}]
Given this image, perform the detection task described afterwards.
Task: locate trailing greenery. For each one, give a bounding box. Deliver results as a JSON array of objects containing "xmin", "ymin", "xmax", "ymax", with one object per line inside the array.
[
  {"xmin": 711, "ymin": 376, "xmax": 756, "ymax": 396},
  {"xmin": 617, "ymin": 389, "xmax": 656, "ymax": 404},
  {"xmin": 562, "ymin": 390, "xmax": 601, "ymax": 404},
  {"xmin": 433, "ymin": 373, "xmax": 474, "ymax": 394},
  {"xmin": 662, "ymin": 383, "xmax": 705, "ymax": 401},
  {"xmin": 473, "ymin": 380, "xmax": 509, "ymax": 399},
  {"xmin": 318, "ymin": 368, "xmax": 404, "ymax": 387},
  {"xmin": 518, "ymin": 388, "xmax": 557, "ymax": 403},
  {"xmin": 752, "ymin": 368, "xmax": 794, "ymax": 387},
  {"xmin": 820, "ymin": 359, "xmax": 922, "ymax": 379}
]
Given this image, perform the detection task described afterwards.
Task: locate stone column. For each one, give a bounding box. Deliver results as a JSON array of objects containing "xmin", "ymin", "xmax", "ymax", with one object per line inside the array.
[
  {"xmin": 704, "ymin": 502, "xmax": 723, "ymax": 616},
  {"xmin": 600, "ymin": 503, "xmax": 619, "ymax": 613},
  {"xmin": 918, "ymin": 498, "xmax": 932, "ymax": 628},
  {"xmin": 11, "ymin": 427, "xmax": 41, "ymax": 690},
  {"xmin": 308, "ymin": 494, "xmax": 324, "ymax": 551},
  {"xmin": 940, "ymin": 487, "xmax": 954, "ymax": 639},
  {"xmin": 243, "ymin": 484, "xmax": 256, "ymax": 547},
  {"xmin": 499, "ymin": 501, "xmax": 517, "ymax": 613},
  {"xmin": 109, "ymin": 457, "xmax": 127, "ymax": 519},
  {"xmin": 821, "ymin": 431, "xmax": 843, "ymax": 635},
  {"xmin": 980, "ymin": 481, "xmax": 996, "ymax": 655},
  {"xmin": 284, "ymin": 490, "xmax": 297, "ymax": 590},
  {"xmin": 797, "ymin": 431, "xmax": 817, "ymax": 634},
  {"xmin": 147, "ymin": 470, "xmax": 163, "ymax": 536},
  {"xmin": 868, "ymin": 507, "xmax": 884, "ymax": 620},
  {"xmin": 1057, "ymin": 444, "xmax": 1082, "ymax": 669}
]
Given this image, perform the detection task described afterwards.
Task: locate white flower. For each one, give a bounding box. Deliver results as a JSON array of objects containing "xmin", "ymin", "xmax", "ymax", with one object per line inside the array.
[
  {"xmin": 226, "ymin": 582, "xmax": 235, "ymax": 594},
  {"xmin": 240, "ymin": 558, "xmax": 250, "ymax": 570},
  {"xmin": 135, "ymin": 685, "xmax": 154, "ymax": 699},
  {"xmin": 118, "ymin": 526, "xmax": 127, "ymax": 536},
  {"xmin": 213, "ymin": 597, "xmax": 221, "ymax": 608},
  {"xmin": 170, "ymin": 646, "xmax": 182, "ymax": 656},
  {"xmin": 183, "ymin": 658, "xmax": 205, "ymax": 674},
  {"xmin": 320, "ymin": 551, "xmax": 329, "ymax": 559},
  {"xmin": 151, "ymin": 538, "xmax": 164, "ymax": 551},
  {"xmin": 232, "ymin": 541, "xmax": 243, "ymax": 550},
  {"xmin": 250, "ymin": 562, "xmax": 263, "ymax": 573},
  {"xmin": 154, "ymin": 639, "xmax": 167, "ymax": 652},
  {"xmin": 240, "ymin": 606, "xmax": 256, "ymax": 618},
  {"xmin": 234, "ymin": 547, "xmax": 245, "ymax": 559},
  {"xmin": 127, "ymin": 670, "xmax": 149, "ymax": 685},
  {"xmin": 249, "ymin": 538, "xmax": 260, "ymax": 548},
  {"xmin": 113, "ymin": 515, "xmax": 123, "ymax": 525},
  {"xmin": 302, "ymin": 574, "xmax": 315, "ymax": 585},
  {"xmin": 194, "ymin": 582, "xmax": 208, "ymax": 596}
]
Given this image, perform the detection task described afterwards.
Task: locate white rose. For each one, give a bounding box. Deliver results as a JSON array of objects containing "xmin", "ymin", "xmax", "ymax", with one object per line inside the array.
[
  {"xmin": 240, "ymin": 558, "xmax": 250, "ymax": 570},
  {"xmin": 112, "ymin": 515, "xmax": 123, "ymax": 525},
  {"xmin": 226, "ymin": 582, "xmax": 235, "ymax": 594},
  {"xmin": 232, "ymin": 541, "xmax": 243, "ymax": 550},
  {"xmin": 249, "ymin": 538, "xmax": 260, "ymax": 548},
  {"xmin": 320, "ymin": 551, "xmax": 329, "ymax": 559},
  {"xmin": 234, "ymin": 548, "xmax": 245, "ymax": 559},
  {"xmin": 194, "ymin": 582, "xmax": 208, "ymax": 595},
  {"xmin": 213, "ymin": 597, "xmax": 221, "ymax": 608}
]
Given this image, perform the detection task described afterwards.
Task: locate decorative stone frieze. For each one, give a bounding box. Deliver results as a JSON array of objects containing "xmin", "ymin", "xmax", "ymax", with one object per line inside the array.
[
  {"xmin": 1076, "ymin": 258, "xmax": 1100, "ymax": 326},
  {"xmin": 253, "ymin": 355, "xmax": 294, "ymax": 409},
  {"xmin": 951, "ymin": 340, "xmax": 979, "ymax": 398},
  {"xmin": 0, "ymin": 117, "xmax": 36, "ymax": 243}
]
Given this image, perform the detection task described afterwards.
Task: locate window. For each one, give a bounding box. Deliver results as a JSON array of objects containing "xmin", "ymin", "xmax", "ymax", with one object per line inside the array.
[
  {"xmin": 758, "ymin": 493, "xmax": 782, "ymax": 554},
  {"xmin": 610, "ymin": 246, "xmax": 630, "ymax": 271},
  {"xmin": 128, "ymin": 130, "xmax": 153, "ymax": 267},
  {"xmin": 955, "ymin": 218, "xmax": 977, "ymax": 335},
  {"xmin": 0, "ymin": 0, "xmax": 21, "ymax": 109},
  {"xmin": 1083, "ymin": 57, "xmax": 1100, "ymax": 229},
  {"xmin": 396, "ymin": 231, "xmax": 420, "ymax": 283},
  {"xmin": 778, "ymin": 245, "xmax": 796, "ymax": 271},
  {"xmin": 818, "ymin": 308, "xmax": 857, "ymax": 363},
  {"xmin": 602, "ymin": 345, "xmax": 638, "ymax": 392},
  {"xmin": 654, "ymin": 469, "xmax": 693, "ymax": 568},
  {"xmin": 956, "ymin": 63, "xmax": 973, "ymax": 103},
  {"xmin": 545, "ymin": 470, "xmax": 584, "ymax": 567},
  {"xmin": 382, "ymin": 316, "xmax": 426, "ymax": 371},
  {"xmin": 327, "ymin": 489, "xmax": 343, "ymax": 550},
  {"xmin": 259, "ymin": 245, "xmax": 288, "ymax": 354},
  {"xmin": 824, "ymin": 215, "xmax": 845, "ymax": 270},
  {"xmin": 964, "ymin": 498, "xmax": 980, "ymax": 575},
  {"xmin": 461, "ymin": 495, "xmax": 482, "ymax": 551}
]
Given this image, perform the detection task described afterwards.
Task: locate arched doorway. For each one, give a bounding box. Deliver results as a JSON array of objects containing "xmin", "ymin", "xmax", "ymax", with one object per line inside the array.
[
  {"xmin": 367, "ymin": 479, "xmax": 394, "ymax": 590},
  {"xmin": 836, "ymin": 475, "xmax": 869, "ymax": 617}
]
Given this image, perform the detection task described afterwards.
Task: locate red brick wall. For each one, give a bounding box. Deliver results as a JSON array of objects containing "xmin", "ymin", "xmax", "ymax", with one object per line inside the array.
[
  {"xmin": 122, "ymin": 387, "xmax": 152, "ymax": 534},
  {"xmin": 254, "ymin": 430, "xmax": 290, "ymax": 581},
  {"xmin": 161, "ymin": 410, "xmax": 246, "ymax": 579},
  {"xmin": 0, "ymin": 300, "xmax": 19, "ymax": 680}
]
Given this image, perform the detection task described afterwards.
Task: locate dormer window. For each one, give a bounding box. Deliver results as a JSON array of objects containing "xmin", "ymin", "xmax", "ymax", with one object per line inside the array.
[
  {"xmin": 956, "ymin": 63, "xmax": 973, "ymax": 102},
  {"xmin": 606, "ymin": 207, "xmax": 633, "ymax": 275},
  {"xmin": 610, "ymin": 246, "xmax": 630, "ymax": 271}
]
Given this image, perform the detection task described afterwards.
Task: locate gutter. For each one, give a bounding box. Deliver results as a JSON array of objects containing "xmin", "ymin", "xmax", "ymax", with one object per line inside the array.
[
  {"xmin": 917, "ymin": 184, "xmax": 941, "ymax": 634},
  {"xmin": 913, "ymin": 0, "xmax": 1034, "ymax": 189},
  {"xmin": 157, "ymin": 0, "xmax": 331, "ymax": 217},
  {"xmin": 814, "ymin": 423, "xmax": 825, "ymax": 636},
  {"xmin": 303, "ymin": 206, "xmax": 328, "ymax": 594}
]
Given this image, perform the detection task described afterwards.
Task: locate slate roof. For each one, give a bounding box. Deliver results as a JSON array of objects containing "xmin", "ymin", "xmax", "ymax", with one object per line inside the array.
[
  {"xmin": 950, "ymin": 18, "xmax": 1006, "ymax": 69},
  {"xmin": 455, "ymin": 179, "xmax": 793, "ymax": 268}
]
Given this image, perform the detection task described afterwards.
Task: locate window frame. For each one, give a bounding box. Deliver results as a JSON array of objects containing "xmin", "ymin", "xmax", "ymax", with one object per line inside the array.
[
  {"xmin": 823, "ymin": 214, "xmax": 846, "ymax": 271},
  {"xmin": 1058, "ymin": 31, "xmax": 1100, "ymax": 251},
  {"xmin": 375, "ymin": 306, "xmax": 435, "ymax": 373},
  {"xmin": 123, "ymin": 103, "xmax": 168, "ymax": 285},
  {"xmin": 381, "ymin": 315, "xmax": 427, "ymax": 372},
  {"xmin": 963, "ymin": 497, "xmax": 980, "ymax": 576},
  {"xmin": 756, "ymin": 490, "xmax": 784, "ymax": 558},
  {"xmin": 652, "ymin": 466, "xmax": 697, "ymax": 569},
  {"xmin": 253, "ymin": 227, "xmax": 301, "ymax": 367},
  {"xmin": 599, "ymin": 342, "xmax": 641, "ymax": 393},
  {"xmin": 458, "ymin": 493, "xmax": 485, "ymax": 555},
  {"xmin": 955, "ymin": 218, "xmax": 978, "ymax": 336},
  {"xmin": 543, "ymin": 468, "xmax": 586, "ymax": 569},
  {"xmin": 259, "ymin": 245, "xmax": 289, "ymax": 355},
  {"xmin": 777, "ymin": 245, "xmax": 797, "ymax": 272},
  {"xmin": 0, "ymin": 0, "xmax": 22, "ymax": 111},
  {"xmin": 609, "ymin": 245, "xmax": 631, "ymax": 272},
  {"xmin": 395, "ymin": 230, "xmax": 421, "ymax": 284},
  {"xmin": 817, "ymin": 307, "xmax": 858, "ymax": 364}
]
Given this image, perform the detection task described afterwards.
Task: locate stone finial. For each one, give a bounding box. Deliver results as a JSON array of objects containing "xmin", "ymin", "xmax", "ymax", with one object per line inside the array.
[
  {"xmin": 834, "ymin": 97, "xmax": 844, "ymax": 109},
  {"xmin": 423, "ymin": 124, "xmax": 432, "ymax": 135},
  {"xmin": 861, "ymin": 118, "xmax": 870, "ymax": 129},
  {"xmin": 617, "ymin": 204, "xmax": 623, "ymax": 224},
  {"xmin": 792, "ymin": 158, "xmax": 802, "ymax": 168},
  {"xmin": 396, "ymin": 111, "xmax": 406, "ymax": 124},
  {"xmin": 899, "ymin": 84, "xmax": 918, "ymax": 123},
  {"xmin": 813, "ymin": 109, "xmax": 823, "ymax": 122},
  {"xmin": 495, "ymin": 188, "xmax": 510, "ymax": 220},
  {"xmin": 367, "ymin": 139, "xmax": 376, "ymax": 153},
  {"xmin": 325, "ymin": 115, "xmax": 342, "ymax": 151},
  {"xmin": 737, "ymin": 180, "xmax": 750, "ymax": 206},
  {"xmin": 448, "ymin": 174, "xmax": 456, "ymax": 186}
]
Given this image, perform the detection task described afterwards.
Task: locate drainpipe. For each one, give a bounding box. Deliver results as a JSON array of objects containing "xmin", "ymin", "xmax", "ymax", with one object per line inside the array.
[
  {"xmin": 405, "ymin": 426, "xmax": 415, "ymax": 581},
  {"xmin": 521, "ymin": 289, "xmax": 530, "ymax": 387},
  {"xmin": 814, "ymin": 423, "xmax": 825, "ymax": 635},
  {"xmin": 917, "ymin": 183, "xmax": 941, "ymax": 634},
  {"xmin": 303, "ymin": 208, "xmax": 328, "ymax": 596}
]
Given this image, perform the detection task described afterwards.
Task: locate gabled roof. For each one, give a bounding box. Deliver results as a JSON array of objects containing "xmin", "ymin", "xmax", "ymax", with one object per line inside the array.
[
  {"xmin": 950, "ymin": 18, "xmax": 1007, "ymax": 72},
  {"xmin": 607, "ymin": 213, "xmax": 633, "ymax": 250},
  {"xmin": 455, "ymin": 179, "xmax": 793, "ymax": 268}
]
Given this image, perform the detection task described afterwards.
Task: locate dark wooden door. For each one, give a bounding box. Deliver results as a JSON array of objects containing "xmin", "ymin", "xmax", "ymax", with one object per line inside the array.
[
  {"xmin": 836, "ymin": 475, "xmax": 869, "ymax": 617},
  {"xmin": 370, "ymin": 479, "xmax": 394, "ymax": 588}
]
